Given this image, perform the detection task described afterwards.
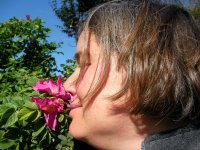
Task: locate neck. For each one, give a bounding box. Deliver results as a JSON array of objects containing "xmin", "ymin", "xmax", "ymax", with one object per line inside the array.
[
  {"xmin": 88, "ymin": 115, "xmax": 184, "ymax": 150},
  {"xmin": 88, "ymin": 124, "xmax": 145, "ymax": 150}
]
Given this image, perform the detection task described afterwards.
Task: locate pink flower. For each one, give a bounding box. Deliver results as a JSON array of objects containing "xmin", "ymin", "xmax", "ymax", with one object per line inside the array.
[
  {"xmin": 33, "ymin": 76, "xmax": 71, "ymax": 100},
  {"xmin": 26, "ymin": 15, "xmax": 30, "ymax": 20},
  {"xmin": 32, "ymin": 76, "xmax": 75, "ymax": 130},
  {"xmin": 32, "ymin": 96, "xmax": 65, "ymax": 131}
]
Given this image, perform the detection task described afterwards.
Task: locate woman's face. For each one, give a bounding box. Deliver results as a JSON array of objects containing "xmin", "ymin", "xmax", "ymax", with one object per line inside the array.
[{"xmin": 64, "ymin": 32, "xmax": 132, "ymax": 146}]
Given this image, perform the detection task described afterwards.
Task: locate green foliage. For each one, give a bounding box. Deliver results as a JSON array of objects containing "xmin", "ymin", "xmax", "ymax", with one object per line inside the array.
[
  {"xmin": 0, "ymin": 17, "xmax": 75, "ymax": 149},
  {"xmin": 60, "ymin": 59, "xmax": 76, "ymax": 79},
  {"xmin": 0, "ymin": 67, "xmax": 74, "ymax": 149},
  {"xmin": 0, "ymin": 17, "xmax": 62, "ymax": 76}
]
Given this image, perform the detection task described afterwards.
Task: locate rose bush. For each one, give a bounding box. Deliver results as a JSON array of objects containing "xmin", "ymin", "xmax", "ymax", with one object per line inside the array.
[
  {"xmin": 0, "ymin": 71, "xmax": 74, "ymax": 150},
  {"xmin": 0, "ymin": 17, "xmax": 75, "ymax": 150}
]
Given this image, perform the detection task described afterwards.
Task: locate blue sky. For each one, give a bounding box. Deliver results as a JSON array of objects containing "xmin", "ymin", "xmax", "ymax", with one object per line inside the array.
[{"xmin": 0, "ymin": 0, "xmax": 76, "ymax": 72}]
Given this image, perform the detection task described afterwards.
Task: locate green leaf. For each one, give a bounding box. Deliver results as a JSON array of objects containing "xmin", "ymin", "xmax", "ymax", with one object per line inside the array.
[
  {"xmin": 18, "ymin": 107, "xmax": 31, "ymax": 118},
  {"xmin": 10, "ymin": 98, "xmax": 25, "ymax": 108},
  {"xmin": 0, "ymin": 74, "xmax": 3, "ymax": 80},
  {"xmin": 0, "ymin": 105, "xmax": 10, "ymax": 115},
  {"xmin": 3, "ymin": 112, "xmax": 18, "ymax": 128},
  {"xmin": 32, "ymin": 124, "xmax": 46, "ymax": 137},
  {"xmin": 58, "ymin": 114, "xmax": 64, "ymax": 123},
  {"xmin": 18, "ymin": 119, "xmax": 28, "ymax": 127},
  {"xmin": 32, "ymin": 110, "xmax": 42, "ymax": 122},
  {"xmin": 0, "ymin": 103, "xmax": 16, "ymax": 115},
  {"xmin": 21, "ymin": 95, "xmax": 32, "ymax": 103},
  {"xmin": 58, "ymin": 134, "xmax": 68, "ymax": 142},
  {"xmin": 0, "ymin": 139, "xmax": 16, "ymax": 149},
  {"xmin": 58, "ymin": 133, "xmax": 74, "ymax": 147},
  {"xmin": 15, "ymin": 143, "xmax": 20, "ymax": 150},
  {"xmin": 23, "ymin": 102, "xmax": 38, "ymax": 110},
  {"xmin": 18, "ymin": 87, "xmax": 33, "ymax": 94},
  {"xmin": 26, "ymin": 110, "xmax": 42, "ymax": 122},
  {"xmin": 0, "ymin": 107, "xmax": 15, "ymax": 127},
  {"xmin": 38, "ymin": 130, "xmax": 48, "ymax": 144},
  {"xmin": 15, "ymin": 85, "xmax": 21, "ymax": 92},
  {"xmin": 0, "ymin": 130, "xmax": 5, "ymax": 140},
  {"xmin": 26, "ymin": 77, "xmax": 38, "ymax": 86},
  {"xmin": 18, "ymin": 109, "xmax": 36, "ymax": 121}
]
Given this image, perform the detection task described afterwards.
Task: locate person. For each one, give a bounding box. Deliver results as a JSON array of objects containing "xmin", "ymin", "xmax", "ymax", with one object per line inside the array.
[{"xmin": 64, "ymin": 0, "xmax": 200, "ymax": 149}]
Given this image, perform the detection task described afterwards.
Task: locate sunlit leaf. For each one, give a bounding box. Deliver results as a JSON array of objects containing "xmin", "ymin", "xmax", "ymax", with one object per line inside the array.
[
  {"xmin": 23, "ymin": 102, "xmax": 38, "ymax": 110},
  {"xmin": 18, "ymin": 109, "xmax": 36, "ymax": 121},
  {"xmin": 3, "ymin": 112, "xmax": 18, "ymax": 128},
  {"xmin": 0, "ymin": 107, "xmax": 15, "ymax": 127}
]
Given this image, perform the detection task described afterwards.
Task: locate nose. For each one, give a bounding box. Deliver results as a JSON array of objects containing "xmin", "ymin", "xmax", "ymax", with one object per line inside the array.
[
  {"xmin": 64, "ymin": 70, "xmax": 83, "ymax": 108},
  {"xmin": 64, "ymin": 71, "xmax": 78, "ymax": 97}
]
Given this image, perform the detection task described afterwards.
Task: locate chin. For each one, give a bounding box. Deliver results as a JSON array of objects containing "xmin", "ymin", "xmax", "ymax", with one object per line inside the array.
[{"xmin": 69, "ymin": 122, "xmax": 87, "ymax": 141}]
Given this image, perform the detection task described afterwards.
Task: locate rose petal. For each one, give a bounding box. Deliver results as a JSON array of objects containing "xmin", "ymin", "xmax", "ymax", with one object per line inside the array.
[{"xmin": 44, "ymin": 112, "xmax": 57, "ymax": 131}]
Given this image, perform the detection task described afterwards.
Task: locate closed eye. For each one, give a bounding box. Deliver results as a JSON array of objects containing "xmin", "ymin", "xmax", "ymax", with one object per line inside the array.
[{"xmin": 74, "ymin": 51, "xmax": 91, "ymax": 68}]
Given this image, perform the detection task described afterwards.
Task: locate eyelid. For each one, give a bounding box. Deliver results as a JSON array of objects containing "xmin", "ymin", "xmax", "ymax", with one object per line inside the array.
[
  {"xmin": 74, "ymin": 52, "xmax": 81, "ymax": 64},
  {"xmin": 76, "ymin": 62, "xmax": 91, "ymax": 68},
  {"xmin": 74, "ymin": 51, "xmax": 91, "ymax": 68}
]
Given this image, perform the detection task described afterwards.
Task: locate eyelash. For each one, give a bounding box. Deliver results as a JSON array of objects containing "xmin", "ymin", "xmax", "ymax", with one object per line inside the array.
[{"xmin": 76, "ymin": 62, "xmax": 91, "ymax": 68}]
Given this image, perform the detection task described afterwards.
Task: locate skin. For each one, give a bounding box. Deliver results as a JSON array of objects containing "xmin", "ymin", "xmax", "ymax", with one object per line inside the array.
[{"xmin": 64, "ymin": 31, "xmax": 177, "ymax": 150}]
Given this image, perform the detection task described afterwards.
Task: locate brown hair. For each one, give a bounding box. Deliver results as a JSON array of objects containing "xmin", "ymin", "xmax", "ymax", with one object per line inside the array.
[{"xmin": 78, "ymin": 0, "xmax": 200, "ymax": 123}]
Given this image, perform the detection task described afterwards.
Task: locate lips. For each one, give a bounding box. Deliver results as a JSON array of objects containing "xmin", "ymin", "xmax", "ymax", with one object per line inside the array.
[
  {"xmin": 68, "ymin": 98, "xmax": 82, "ymax": 116},
  {"xmin": 68, "ymin": 104, "xmax": 82, "ymax": 111},
  {"xmin": 68, "ymin": 104, "xmax": 82, "ymax": 118},
  {"xmin": 67, "ymin": 95, "xmax": 82, "ymax": 112}
]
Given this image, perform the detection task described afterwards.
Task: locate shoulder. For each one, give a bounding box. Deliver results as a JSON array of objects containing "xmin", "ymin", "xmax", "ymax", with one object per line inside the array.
[{"xmin": 143, "ymin": 124, "xmax": 200, "ymax": 150}]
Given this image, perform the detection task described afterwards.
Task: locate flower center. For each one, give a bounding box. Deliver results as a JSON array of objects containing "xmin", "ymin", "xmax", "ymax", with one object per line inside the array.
[
  {"xmin": 51, "ymin": 88, "xmax": 58, "ymax": 93},
  {"xmin": 46, "ymin": 105, "xmax": 57, "ymax": 112}
]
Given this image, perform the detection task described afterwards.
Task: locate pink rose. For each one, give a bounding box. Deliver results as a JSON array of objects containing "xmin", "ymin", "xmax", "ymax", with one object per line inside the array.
[
  {"xmin": 33, "ymin": 76, "xmax": 71, "ymax": 100},
  {"xmin": 32, "ymin": 76, "xmax": 74, "ymax": 130},
  {"xmin": 32, "ymin": 96, "xmax": 65, "ymax": 131}
]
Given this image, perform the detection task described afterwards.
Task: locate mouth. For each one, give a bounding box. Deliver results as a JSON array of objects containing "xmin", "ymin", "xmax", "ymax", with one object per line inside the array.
[
  {"xmin": 68, "ymin": 104, "xmax": 82, "ymax": 118},
  {"xmin": 67, "ymin": 104, "xmax": 82, "ymax": 111},
  {"xmin": 66, "ymin": 95, "xmax": 82, "ymax": 115}
]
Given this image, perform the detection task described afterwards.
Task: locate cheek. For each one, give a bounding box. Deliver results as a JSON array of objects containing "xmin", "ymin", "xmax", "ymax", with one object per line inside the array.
[
  {"xmin": 76, "ymin": 65, "xmax": 102, "ymax": 99},
  {"xmin": 76, "ymin": 72, "xmax": 93, "ymax": 99},
  {"xmin": 69, "ymin": 104, "xmax": 108, "ymax": 140}
]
